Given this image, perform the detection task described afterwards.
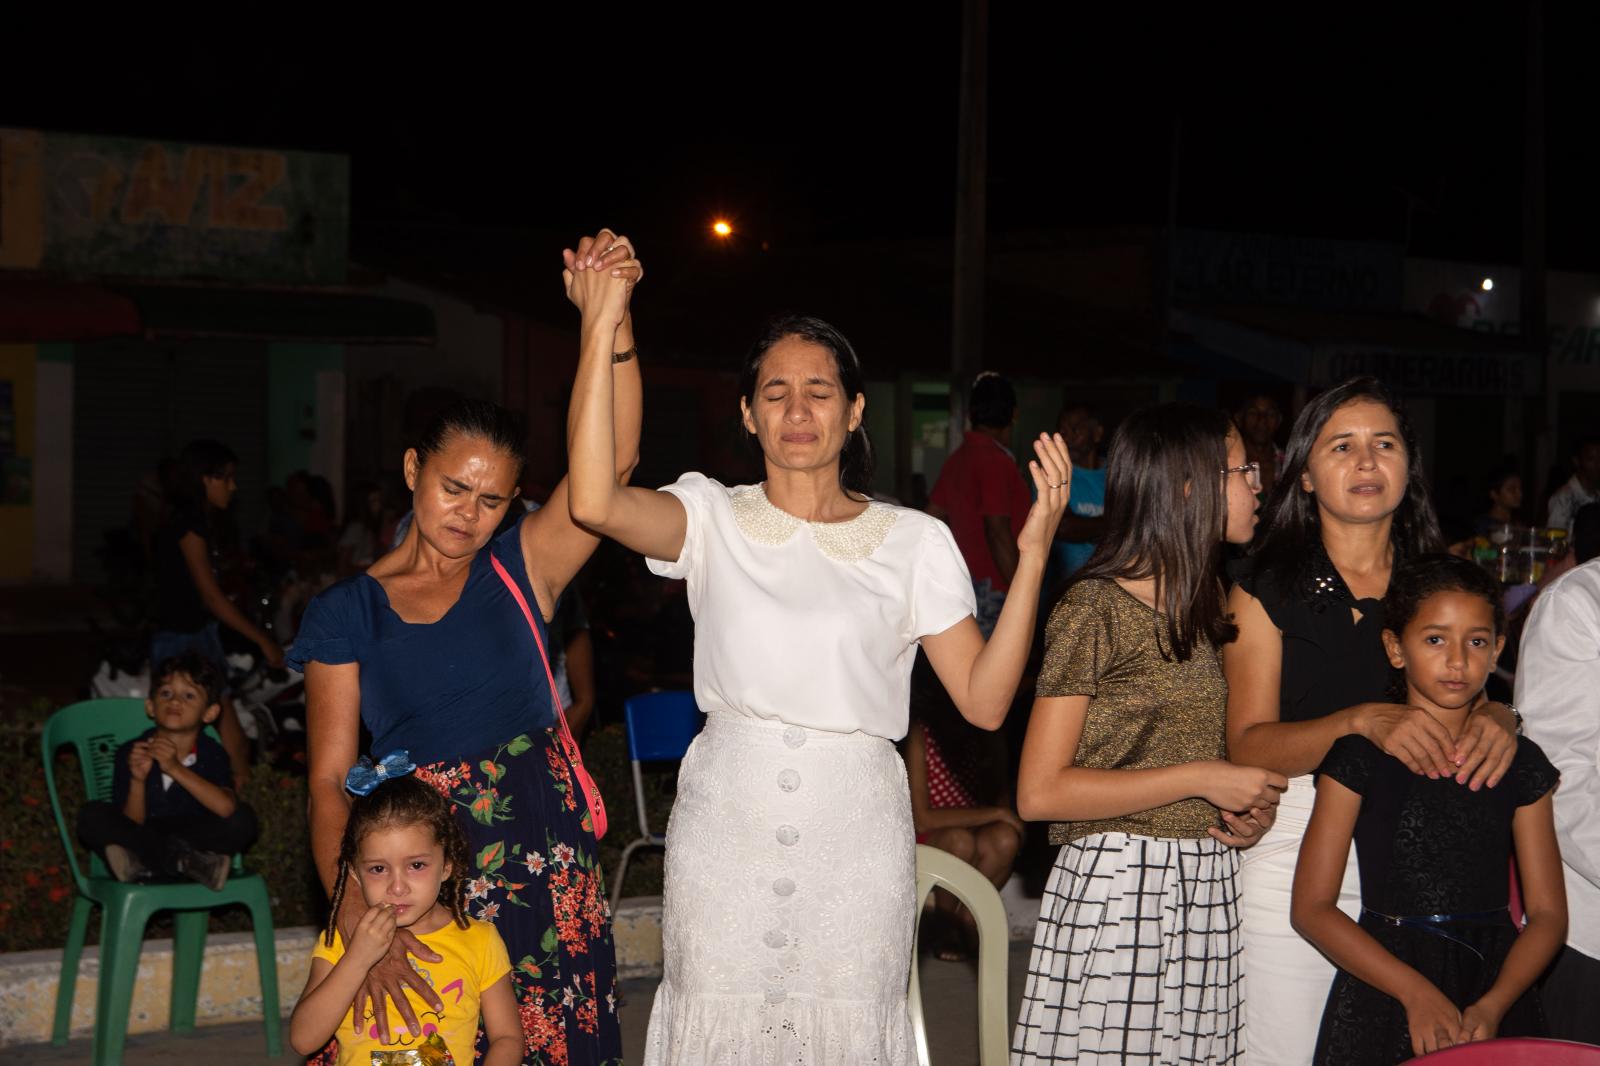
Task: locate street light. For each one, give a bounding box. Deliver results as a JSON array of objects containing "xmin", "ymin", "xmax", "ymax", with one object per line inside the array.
[
  {"xmin": 1481, "ymin": 277, "xmax": 1495, "ymax": 292},
  {"xmin": 712, "ymin": 219, "xmax": 733, "ymax": 238}
]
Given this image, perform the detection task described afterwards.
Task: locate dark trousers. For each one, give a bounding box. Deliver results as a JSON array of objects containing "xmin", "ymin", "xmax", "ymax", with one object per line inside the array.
[
  {"xmin": 77, "ymin": 800, "xmax": 258, "ymax": 877},
  {"xmin": 1541, "ymin": 944, "xmax": 1600, "ymax": 1045}
]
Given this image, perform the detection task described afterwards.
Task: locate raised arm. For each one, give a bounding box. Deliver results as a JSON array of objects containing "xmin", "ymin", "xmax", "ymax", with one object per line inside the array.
[
  {"xmin": 920, "ymin": 434, "xmax": 1068, "ymax": 730},
  {"xmin": 522, "ymin": 230, "xmax": 648, "ymax": 618},
  {"xmin": 562, "ymin": 234, "xmax": 687, "ymax": 563}
]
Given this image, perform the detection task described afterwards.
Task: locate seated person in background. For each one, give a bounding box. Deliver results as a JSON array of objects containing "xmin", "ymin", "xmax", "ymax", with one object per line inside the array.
[
  {"xmin": 77, "ymin": 652, "xmax": 259, "ymax": 890},
  {"xmin": 904, "ymin": 664, "xmax": 1024, "ymax": 960},
  {"xmin": 1548, "ymin": 435, "xmax": 1600, "ymax": 534},
  {"xmin": 1474, "ymin": 465, "xmax": 1523, "ymax": 536}
]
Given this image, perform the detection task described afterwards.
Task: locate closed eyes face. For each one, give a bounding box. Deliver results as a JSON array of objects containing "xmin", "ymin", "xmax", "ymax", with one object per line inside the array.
[
  {"xmin": 357, "ymin": 822, "xmax": 452, "ymax": 926},
  {"xmin": 403, "ymin": 433, "xmax": 520, "ymax": 559},
  {"xmin": 739, "ymin": 336, "xmax": 864, "ymax": 476},
  {"xmin": 1382, "ymin": 590, "xmax": 1505, "ymax": 713},
  {"xmin": 1300, "ymin": 400, "xmax": 1408, "ymax": 525}
]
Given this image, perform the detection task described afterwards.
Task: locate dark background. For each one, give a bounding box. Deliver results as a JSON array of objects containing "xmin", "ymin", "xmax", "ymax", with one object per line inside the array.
[{"xmin": 7, "ymin": 7, "xmax": 1594, "ymax": 269}]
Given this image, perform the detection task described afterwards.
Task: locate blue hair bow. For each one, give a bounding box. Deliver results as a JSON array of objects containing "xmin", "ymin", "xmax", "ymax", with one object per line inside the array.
[{"xmin": 345, "ymin": 750, "xmax": 417, "ymax": 796}]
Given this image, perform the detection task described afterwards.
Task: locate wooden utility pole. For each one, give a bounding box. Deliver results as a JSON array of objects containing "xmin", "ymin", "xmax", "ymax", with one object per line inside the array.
[{"xmin": 951, "ymin": 0, "xmax": 989, "ymax": 441}]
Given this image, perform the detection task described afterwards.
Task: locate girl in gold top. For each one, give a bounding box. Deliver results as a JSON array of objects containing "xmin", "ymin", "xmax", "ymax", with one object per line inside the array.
[{"xmin": 1012, "ymin": 404, "xmax": 1286, "ymax": 1065}]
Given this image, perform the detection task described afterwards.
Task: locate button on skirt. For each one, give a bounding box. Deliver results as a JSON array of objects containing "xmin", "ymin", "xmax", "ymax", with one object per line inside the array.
[{"xmin": 643, "ymin": 712, "xmax": 916, "ymax": 1065}]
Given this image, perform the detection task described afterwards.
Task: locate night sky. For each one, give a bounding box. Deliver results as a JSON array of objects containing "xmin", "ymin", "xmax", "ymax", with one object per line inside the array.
[{"xmin": 7, "ymin": 7, "xmax": 1599, "ymax": 269}]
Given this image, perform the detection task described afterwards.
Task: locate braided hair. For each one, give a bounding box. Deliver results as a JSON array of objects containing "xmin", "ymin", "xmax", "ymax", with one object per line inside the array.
[{"xmin": 324, "ymin": 776, "xmax": 472, "ymax": 946}]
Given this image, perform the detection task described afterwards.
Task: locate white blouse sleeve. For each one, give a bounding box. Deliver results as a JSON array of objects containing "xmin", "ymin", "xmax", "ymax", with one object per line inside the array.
[
  {"xmin": 909, "ymin": 516, "xmax": 977, "ymax": 641},
  {"xmin": 646, "ymin": 472, "xmax": 720, "ymax": 580}
]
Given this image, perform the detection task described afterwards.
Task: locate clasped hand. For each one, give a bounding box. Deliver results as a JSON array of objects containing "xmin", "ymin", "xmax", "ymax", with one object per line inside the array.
[
  {"xmin": 562, "ymin": 228, "xmax": 643, "ymax": 330},
  {"xmin": 128, "ymin": 738, "xmax": 180, "ymax": 780}
]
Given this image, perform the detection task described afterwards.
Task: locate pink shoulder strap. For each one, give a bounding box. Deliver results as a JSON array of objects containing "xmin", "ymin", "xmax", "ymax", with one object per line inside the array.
[{"xmin": 489, "ymin": 553, "xmax": 580, "ymax": 755}]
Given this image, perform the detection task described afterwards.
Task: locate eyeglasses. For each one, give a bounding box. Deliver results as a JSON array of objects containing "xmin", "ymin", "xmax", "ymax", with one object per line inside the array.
[{"xmin": 1223, "ymin": 462, "xmax": 1263, "ymax": 492}]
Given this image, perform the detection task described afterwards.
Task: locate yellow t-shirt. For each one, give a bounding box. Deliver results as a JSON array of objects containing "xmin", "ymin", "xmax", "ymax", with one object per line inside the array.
[{"xmin": 310, "ymin": 917, "xmax": 511, "ymax": 1065}]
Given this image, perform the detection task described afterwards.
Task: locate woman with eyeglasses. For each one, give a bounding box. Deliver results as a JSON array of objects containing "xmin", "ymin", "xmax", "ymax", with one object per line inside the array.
[
  {"xmin": 1223, "ymin": 377, "xmax": 1522, "ymax": 1065},
  {"xmin": 1013, "ymin": 403, "xmax": 1283, "ymax": 1064}
]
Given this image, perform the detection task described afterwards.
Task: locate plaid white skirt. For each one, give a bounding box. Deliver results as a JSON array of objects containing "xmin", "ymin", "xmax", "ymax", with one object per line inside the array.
[{"xmin": 1012, "ymin": 833, "xmax": 1243, "ymax": 1065}]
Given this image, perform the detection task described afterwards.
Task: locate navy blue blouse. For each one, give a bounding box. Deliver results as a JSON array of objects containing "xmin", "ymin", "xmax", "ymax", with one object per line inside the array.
[{"xmin": 288, "ymin": 514, "xmax": 556, "ymax": 766}]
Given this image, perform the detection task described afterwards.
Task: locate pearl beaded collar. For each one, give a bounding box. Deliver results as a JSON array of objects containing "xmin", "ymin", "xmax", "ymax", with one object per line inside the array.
[{"xmin": 730, "ymin": 484, "xmax": 899, "ymax": 563}]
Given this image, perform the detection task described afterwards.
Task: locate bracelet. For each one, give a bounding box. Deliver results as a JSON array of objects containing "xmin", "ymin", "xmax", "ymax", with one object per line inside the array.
[
  {"xmin": 1507, "ymin": 703, "xmax": 1524, "ymax": 736},
  {"xmin": 612, "ymin": 345, "xmax": 637, "ymax": 364}
]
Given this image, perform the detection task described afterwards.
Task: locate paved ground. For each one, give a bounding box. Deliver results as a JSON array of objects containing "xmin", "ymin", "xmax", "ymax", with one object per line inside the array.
[{"xmin": 6, "ymin": 939, "xmax": 1032, "ymax": 1065}]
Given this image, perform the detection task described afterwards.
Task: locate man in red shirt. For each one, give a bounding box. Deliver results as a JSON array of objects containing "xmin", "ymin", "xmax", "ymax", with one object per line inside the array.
[{"xmin": 928, "ymin": 373, "xmax": 1032, "ymax": 636}]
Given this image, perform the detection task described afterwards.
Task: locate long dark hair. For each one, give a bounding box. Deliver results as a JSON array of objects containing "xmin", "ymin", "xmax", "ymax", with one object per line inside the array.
[
  {"xmin": 169, "ymin": 438, "xmax": 237, "ymax": 520},
  {"xmin": 1073, "ymin": 402, "xmax": 1238, "ymax": 660},
  {"xmin": 324, "ymin": 776, "xmax": 471, "ymax": 946},
  {"xmin": 1250, "ymin": 377, "xmax": 1443, "ymax": 589},
  {"xmin": 738, "ymin": 314, "xmax": 875, "ymax": 498}
]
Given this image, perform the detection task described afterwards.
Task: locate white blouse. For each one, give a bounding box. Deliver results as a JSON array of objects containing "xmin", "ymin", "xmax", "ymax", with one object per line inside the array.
[{"xmin": 646, "ymin": 473, "xmax": 977, "ymax": 741}]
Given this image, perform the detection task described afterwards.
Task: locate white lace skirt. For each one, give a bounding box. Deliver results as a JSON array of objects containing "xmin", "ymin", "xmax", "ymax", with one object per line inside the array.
[{"xmin": 643, "ymin": 713, "xmax": 916, "ymax": 1066}]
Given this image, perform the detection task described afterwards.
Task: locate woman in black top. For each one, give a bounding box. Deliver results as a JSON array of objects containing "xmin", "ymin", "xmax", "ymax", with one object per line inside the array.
[
  {"xmin": 1222, "ymin": 377, "xmax": 1520, "ymax": 1064},
  {"xmin": 151, "ymin": 439, "xmax": 284, "ymax": 786}
]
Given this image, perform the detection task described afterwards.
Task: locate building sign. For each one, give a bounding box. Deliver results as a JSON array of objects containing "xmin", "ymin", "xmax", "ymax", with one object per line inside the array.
[
  {"xmin": 1406, "ymin": 258, "xmax": 1600, "ymax": 390},
  {"xmin": 1311, "ymin": 347, "xmax": 1534, "ymax": 396},
  {"xmin": 1, "ymin": 128, "xmax": 348, "ymax": 284},
  {"xmin": 1175, "ymin": 229, "xmax": 1404, "ymax": 310}
]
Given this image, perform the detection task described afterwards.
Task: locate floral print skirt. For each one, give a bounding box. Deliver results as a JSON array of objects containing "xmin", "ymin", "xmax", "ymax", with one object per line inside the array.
[{"xmin": 312, "ymin": 728, "xmax": 621, "ymax": 1066}]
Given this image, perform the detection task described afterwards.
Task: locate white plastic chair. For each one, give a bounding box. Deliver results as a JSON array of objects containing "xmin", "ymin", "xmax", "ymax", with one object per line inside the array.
[{"xmin": 909, "ymin": 844, "xmax": 1010, "ymax": 1066}]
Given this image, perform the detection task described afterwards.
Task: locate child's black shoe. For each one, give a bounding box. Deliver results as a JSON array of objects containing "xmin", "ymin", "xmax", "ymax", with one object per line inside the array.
[{"xmin": 174, "ymin": 845, "xmax": 230, "ymax": 892}]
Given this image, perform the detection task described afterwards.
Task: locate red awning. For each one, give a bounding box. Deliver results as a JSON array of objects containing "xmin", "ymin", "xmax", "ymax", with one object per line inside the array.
[{"xmin": 0, "ymin": 278, "xmax": 141, "ymax": 342}]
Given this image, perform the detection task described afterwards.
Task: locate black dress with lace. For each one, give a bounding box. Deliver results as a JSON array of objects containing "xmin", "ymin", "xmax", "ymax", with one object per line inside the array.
[{"xmin": 1311, "ymin": 735, "xmax": 1560, "ymax": 1065}]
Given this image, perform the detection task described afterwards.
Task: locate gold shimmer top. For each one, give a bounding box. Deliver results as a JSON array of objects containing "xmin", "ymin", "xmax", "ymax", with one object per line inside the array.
[{"xmin": 1039, "ymin": 578, "xmax": 1228, "ymax": 844}]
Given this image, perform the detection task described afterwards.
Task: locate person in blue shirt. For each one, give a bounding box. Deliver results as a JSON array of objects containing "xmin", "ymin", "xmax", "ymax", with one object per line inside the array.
[
  {"xmin": 294, "ymin": 229, "xmax": 640, "ymax": 1066},
  {"xmin": 1048, "ymin": 403, "xmax": 1107, "ymax": 581},
  {"xmin": 77, "ymin": 651, "xmax": 258, "ymax": 890}
]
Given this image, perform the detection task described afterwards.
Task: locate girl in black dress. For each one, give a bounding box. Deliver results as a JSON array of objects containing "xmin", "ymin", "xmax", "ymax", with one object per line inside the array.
[{"xmin": 1292, "ymin": 555, "xmax": 1566, "ymax": 1063}]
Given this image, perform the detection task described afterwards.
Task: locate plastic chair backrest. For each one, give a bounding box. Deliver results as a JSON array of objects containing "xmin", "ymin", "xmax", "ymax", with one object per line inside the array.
[
  {"xmin": 42, "ymin": 697, "xmax": 229, "ymax": 892},
  {"xmin": 623, "ymin": 690, "xmax": 705, "ymax": 762},
  {"xmin": 1408, "ymin": 1038, "xmax": 1600, "ymax": 1064},
  {"xmin": 909, "ymin": 844, "xmax": 1009, "ymax": 1066},
  {"xmin": 42, "ymin": 698, "xmax": 151, "ymax": 892}
]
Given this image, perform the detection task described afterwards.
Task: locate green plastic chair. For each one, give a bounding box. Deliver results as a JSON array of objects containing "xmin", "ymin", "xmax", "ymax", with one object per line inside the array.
[
  {"xmin": 41, "ymin": 697, "xmax": 281, "ymax": 1065},
  {"xmin": 908, "ymin": 844, "xmax": 1010, "ymax": 1066}
]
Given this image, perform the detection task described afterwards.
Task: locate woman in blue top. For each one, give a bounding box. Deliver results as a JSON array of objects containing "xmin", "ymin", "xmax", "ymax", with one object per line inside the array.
[{"xmin": 294, "ymin": 229, "xmax": 640, "ymax": 1066}]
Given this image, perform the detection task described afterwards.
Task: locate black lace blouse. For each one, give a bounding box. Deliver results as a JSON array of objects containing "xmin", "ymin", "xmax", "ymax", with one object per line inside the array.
[
  {"xmin": 1319, "ymin": 734, "xmax": 1559, "ymax": 913},
  {"xmin": 1231, "ymin": 550, "xmax": 1395, "ymax": 723}
]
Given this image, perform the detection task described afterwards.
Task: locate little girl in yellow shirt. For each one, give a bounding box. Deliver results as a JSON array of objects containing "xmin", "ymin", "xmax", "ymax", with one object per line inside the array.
[{"xmin": 290, "ymin": 753, "xmax": 523, "ymax": 1065}]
